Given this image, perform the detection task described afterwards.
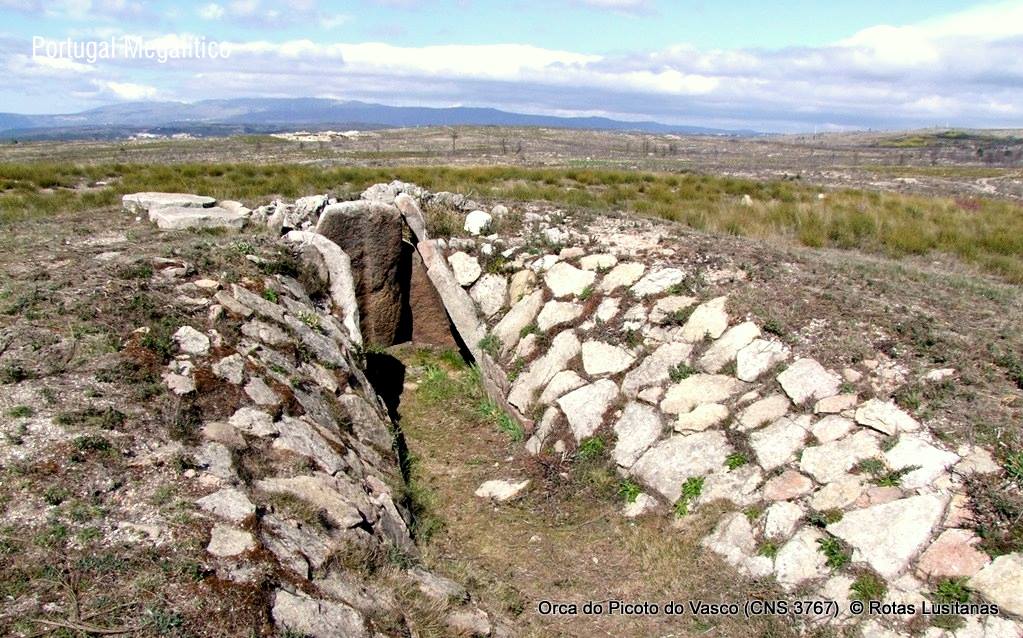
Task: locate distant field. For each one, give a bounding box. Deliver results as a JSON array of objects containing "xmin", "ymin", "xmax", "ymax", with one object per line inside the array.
[{"xmin": 2, "ymin": 162, "xmax": 1022, "ymax": 283}]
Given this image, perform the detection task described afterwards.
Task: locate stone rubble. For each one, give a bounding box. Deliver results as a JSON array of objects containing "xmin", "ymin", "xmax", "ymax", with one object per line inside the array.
[
  {"xmin": 132, "ymin": 181, "xmax": 1021, "ymax": 637},
  {"xmin": 139, "ymin": 188, "xmax": 512, "ymax": 636}
]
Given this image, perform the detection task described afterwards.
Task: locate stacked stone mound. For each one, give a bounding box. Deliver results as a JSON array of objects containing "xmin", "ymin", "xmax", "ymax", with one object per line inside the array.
[
  {"xmin": 365, "ymin": 183, "xmax": 1021, "ymax": 637},
  {"xmin": 138, "ymin": 180, "xmax": 1023, "ymax": 637},
  {"xmin": 123, "ymin": 192, "xmax": 251, "ymax": 230},
  {"xmin": 153, "ymin": 248, "xmax": 507, "ymax": 636}
]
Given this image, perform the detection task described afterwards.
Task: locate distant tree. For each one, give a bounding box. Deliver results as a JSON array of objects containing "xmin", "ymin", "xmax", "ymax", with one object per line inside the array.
[
  {"xmin": 450, "ymin": 129, "xmax": 459, "ymax": 153},
  {"xmin": 500, "ymin": 138, "xmax": 508, "ymax": 154}
]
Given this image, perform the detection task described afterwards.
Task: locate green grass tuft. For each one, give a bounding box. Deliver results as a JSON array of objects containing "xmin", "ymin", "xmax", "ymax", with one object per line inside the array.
[
  {"xmin": 673, "ymin": 476, "xmax": 704, "ymax": 517},
  {"xmin": 816, "ymin": 536, "xmax": 851, "ymax": 569},
  {"xmin": 724, "ymin": 452, "xmax": 749, "ymax": 470},
  {"xmin": 577, "ymin": 436, "xmax": 606, "ymax": 461},
  {"xmin": 618, "ymin": 479, "xmax": 642, "ymax": 504},
  {"xmin": 478, "ymin": 333, "xmax": 502, "ymax": 359},
  {"xmin": 668, "ymin": 362, "xmax": 696, "ymax": 383},
  {"xmin": 850, "ymin": 572, "xmax": 888, "ymax": 601}
]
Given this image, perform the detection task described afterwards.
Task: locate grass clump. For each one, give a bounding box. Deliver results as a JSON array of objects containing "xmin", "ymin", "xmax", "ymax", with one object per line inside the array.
[
  {"xmin": 961, "ymin": 468, "xmax": 1018, "ymax": 556},
  {"xmin": 116, "ymin": 262, "xmax": 154, "ymax": 280},
  {"xmin": 478, "ymin": 333, "xmax": 502, "ymax": 359},
  {"xmin": 932, "ymin": 578, "xmax": 971, "ymax": 604},
  {"xmin": 0, "ymin": 361, "xmax": 31, "ymax": 384},
  {"xmin": 43, "ymin": 486, "xmax": 71, "ymax": 506},
  {"xmin": 1004, "ymin": 451, "xmax": 1023, "ymax": 485},
  {"xmin": 806, "ymin": 509, "xmax": 844, "ymax": 527},
  {"xmin": 417, "ymin": 364, "xmax": 462, "ymax": 405},
  {"xmin": 577, "ymin": 436, "xmax": 606, "ymax": 461},
  {"xmin": 519, "ymin": 323, "xmax": 541, "ymax": 339},
  {"xmin": 398, "ymin": 456, "xmax": 444, "ymax": 543},
  {"xmin": 673, "ymin": 476, "xmax": 704, "ymax": 517},
  {"xmin": 856, "ymin": 457, "xmax": 920, "ymax": 487},
  {"xmin": 618, "ymin": 479, "xmax": 642, "ymax": 504},
  {"xmin": 757, "ymin": 541, "xmax": 778, "ymax": 559},
  {"xmin": 725, "ymin": 452, "xmax": 748, "ymax": 470},
  {"xmin": 7, "ymin": 405, "xmax": 33, "ymax": 418},
  {"xmin": 816, "ymin": 536, "xmax": 851, "ymax": 569},
  {"xmin": 54, "ymin": 406, "xmax": 126, "ymax": 429},
  {"xmin": 849, "ymin": 572, "xmax": 888, "ymax": 601},
  {"xmin": 71, "ymin": 434, "xmax": 113, "ymax": 453},
  {"xmin": 477, "ymin": 397, "xmax": 524, "ymax": 442},
  {"xmin": 4, "ymin": 423, "xmax": 28, "ymax": 445},
  {"xmin": 743, "ymin": 504, "xmax": 764, "ymax": 521},
  {"xmin": 620, "ymin": 328, "xmax": 642, "ymax": 349},
  {"xmin": 929, "ymin": 578, "xmax": 972, "ymax": 631},
  {"xmin": 668, "ymin": 362, "xmax": 696, "ymax": 383},
  {"xmin": 507, "ymin": 356, "xmax": 526, "ymax": 381}
]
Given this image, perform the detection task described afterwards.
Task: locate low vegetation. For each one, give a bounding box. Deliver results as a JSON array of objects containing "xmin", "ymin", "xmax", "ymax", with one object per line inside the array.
[
  {"xmin": 673, "ymin": 476, "xmax": 704, "ymax": 517},
  {"xmin": 2, "ymin": 162, "xmax": 1023, "ymax": 281},
  {"xmin": 849, "ymin": 571, "xmax": 887, "ymax": 601},
  {"xmin": 816, "ymin": 536, "xmax": 852, "ymax": 569}
]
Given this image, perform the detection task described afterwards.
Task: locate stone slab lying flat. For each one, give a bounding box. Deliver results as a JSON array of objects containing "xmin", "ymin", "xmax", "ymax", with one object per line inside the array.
[
  {"xmin": 150, "ymin": 206, "xmax": 247, "ymax": 230},
  {"xmin": 123, "ymin": 192, "xmax": 216, "ymax": 214}
]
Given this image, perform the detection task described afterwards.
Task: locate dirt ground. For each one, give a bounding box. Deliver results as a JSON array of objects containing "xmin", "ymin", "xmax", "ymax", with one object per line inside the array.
[{"xmin": 395, "ymin": 346, "xmax": 818, "ymax": 638}]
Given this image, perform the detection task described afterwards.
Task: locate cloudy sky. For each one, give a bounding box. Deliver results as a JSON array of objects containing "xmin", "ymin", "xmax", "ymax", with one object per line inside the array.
[{"xmin": 2, "ymin": 0, "xmax": 1022, "ymax": 132}]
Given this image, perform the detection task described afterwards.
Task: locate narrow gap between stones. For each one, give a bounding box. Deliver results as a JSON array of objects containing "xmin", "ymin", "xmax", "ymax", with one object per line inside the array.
[{"xmin": 359, "ymin": 234, "xmax": 475, "ymax": 541}]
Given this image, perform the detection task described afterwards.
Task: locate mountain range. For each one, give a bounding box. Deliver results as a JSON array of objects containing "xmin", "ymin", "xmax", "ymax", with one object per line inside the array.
[{"xmin": 0, "ymin": 98, "xmax": 757, "ymax": 140}]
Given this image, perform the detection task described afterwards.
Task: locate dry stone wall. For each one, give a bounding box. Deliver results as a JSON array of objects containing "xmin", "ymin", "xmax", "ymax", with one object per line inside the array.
[
  {"xmin": 362, "ymin": 182, "xmax": 1023, "ymax": 638},
  {"xmin": 127, "ymin": 191, "xmax": 510, "ymax": 637},
  {"xmin": 127, "ymin": 182, "xmax": 1023, "ymax": 638}
]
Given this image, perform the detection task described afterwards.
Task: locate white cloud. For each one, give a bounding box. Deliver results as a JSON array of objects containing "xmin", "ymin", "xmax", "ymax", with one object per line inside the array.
[
  {"xmin": 198, "ymin": 3, "xmax": 225, "ymax": 20},
  {"xmin": 96, "ymin": 79, "xmax": 158, "ymax": 100},
  {"xmin": 4, "ymin": 0, "xmax": 1023, "ymax": 131}
]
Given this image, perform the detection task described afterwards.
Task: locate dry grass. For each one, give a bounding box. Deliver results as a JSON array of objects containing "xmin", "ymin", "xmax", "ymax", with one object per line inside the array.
[{"xmin": 2, "ymin": 162, "xmax": 1022, "ymax": 282}]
